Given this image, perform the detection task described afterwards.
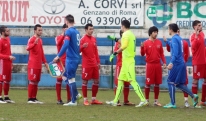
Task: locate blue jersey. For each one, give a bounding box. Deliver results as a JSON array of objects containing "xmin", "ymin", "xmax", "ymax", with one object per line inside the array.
[
  {"xmin": 57, "ymin": 27, "xmax": 81, "ymax": 60},
  {"xmin": 169, "ymin": 34, "xmax": 184, "ymax": 65}
]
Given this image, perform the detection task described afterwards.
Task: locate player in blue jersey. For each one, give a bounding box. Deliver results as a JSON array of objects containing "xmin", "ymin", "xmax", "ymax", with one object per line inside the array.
[
  {"xmin": 163, "ymin": 23, "xmax": 199, "ymax": 108},
  {"xmin": 53, "ymin": 14, "xmax": 82, "ymax": 106}
]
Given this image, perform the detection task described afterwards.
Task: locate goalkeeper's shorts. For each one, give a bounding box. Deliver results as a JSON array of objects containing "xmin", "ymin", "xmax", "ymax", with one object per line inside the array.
[{"xmin": 118, "ymin": 59, "xmax": 135, "ymax": 82}]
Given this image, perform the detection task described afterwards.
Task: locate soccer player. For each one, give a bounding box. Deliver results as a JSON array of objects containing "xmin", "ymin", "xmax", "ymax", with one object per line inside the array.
[
  {"xmin": 190, "ymin": 20, "xmax": 206, "ymax": 107},
  {"xmin": 164, "ymin": 29, "xmax": 190, "ymax": 107},
  {"xmin": 53, "ymin": 14, "xmax": 82, "ymax": 106},
  {"xmin": 163, "ymin": 23, "xmax": 198, "ymax": 108},
  {"xmin": 106, "ymin": 20, "xmax": 148, "ymax": 107},
  {"xmin": 141, "ymin": 26, "xmax": 166, "ymax": 106},
  {"xmin": 26, "ymin": 24, "xmax": 49, "ymax": 104},
  {"xmin": 0, "ymin": 25, "xmax": 15, "ymax": 103},
  {"xmin": 108, "ymin": 30, "xmax": 134, "ymax": 106},
  {"xmin": 55, "ymin": 24, "xmax": 71, "ymax": 105},
  {"xmin": 80, "ymin": 23, "xmax": 102, "ymax": 106}
]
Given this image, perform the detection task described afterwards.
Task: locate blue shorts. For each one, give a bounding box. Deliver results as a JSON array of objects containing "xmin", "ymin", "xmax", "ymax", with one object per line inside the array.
[
  {"xmin": 65, "ymin": 59, "xmax": 80, "ymax": 79},
  {"xmin": 168, "ymin": 63, "xmax": 186, "ymax": 84}
]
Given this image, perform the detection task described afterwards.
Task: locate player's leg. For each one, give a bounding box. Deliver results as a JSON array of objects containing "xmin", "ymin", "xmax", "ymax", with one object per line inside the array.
[
  {"xmin": 163, "ymin": 82, "xmax": 176, "ymax": 108},
  {"xmin": 81, "ymin": 67, "xmax": 90, "ymax": 105},
  {"xmin": 114, "ymin": 65, "xmax": 121, "ymax": 106},
  {"xmin": 144, "ymin": 84, "xmax": 150, "ymax": 102},
  {"xmin": 91, "ymin": 66, "xmax": 102, "ymax": 105},
  {"xmin": 200, "ymin": 79, "xmax": 206, "ymax": 106},
  {"xmin": 27, "ymin": 68, "xmax": 36, "ymax": 104},
  {"xmin": 0, "ymin": 81, "xmax": 6, "ymax": 103},
  {"xmin": 62, "ymin": 72, "xmax": 71, "ymax": 103},
  {"xmin": 113, "ymin": 80, "xmax": 124, "ymax": 104},
  {"xmin": 123, "ymin": 82, "xmax": 134, "ymax": 105},
  {"xmin": 192, "ymin": 65, "xmax": 199, "ymax": 95},
  {"xmin": 56, "ymin": 77, "xmax": 63, "ymax": 104},
  {"xmin": 145, "ymin": 63, "xmax": 152, "ymax": 103},
  {"xmin": 183, "ymin": 69, "xmax": 189, "ymax": 107},
  {"xmin": 153, "ymin": 63, "xmax": 162, "ymax": 106}
]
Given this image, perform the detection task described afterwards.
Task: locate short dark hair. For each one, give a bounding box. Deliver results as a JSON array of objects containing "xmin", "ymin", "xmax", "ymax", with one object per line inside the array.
[
  {"xmin": 148, "ymin": 26, "xmax": 158, "ymax": 36},
  {"xmin": 0, "ymin": 25, "xmax": 7, "ymax": 35},
  {"xmin": 65, "ymin": 14, "xmax": 74, "ymax": 23},
  {"xmin": 85, "ymin": 23, "xmax": 93, "ymax": 30},
  {"xmin": 62, "ymin": 23, "xmax": 67, "ymax": 28},
  {"xmin": 121, "ymin": 20, "xmax": 130, "ymax": 29},
  {"xmin": 168, "ymin": 23, "xmax": 179, "ymax": 32},
  {"xmin": 192, "ymin": 20, "xmax": 201, "ymax": 29},
  {"xmin": 34, "ymin": 24, "xmax": 42, "ymax": 30},
  {"xmin": 120, "ymin": 30, "xmax": 123, "ymax": 37}
]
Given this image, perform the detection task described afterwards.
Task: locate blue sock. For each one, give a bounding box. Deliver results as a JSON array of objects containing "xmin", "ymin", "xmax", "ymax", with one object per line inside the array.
[
  {"xmin": 176, "ymin": 84, "xmax": 194, "ymax": 98},
  {"xmin": 69, "ymin": 82, "xmax": 77, "ymax": 103},
  {"xmin": 168, "ymin": 82, "xmax": 176, "ymax": 105}
]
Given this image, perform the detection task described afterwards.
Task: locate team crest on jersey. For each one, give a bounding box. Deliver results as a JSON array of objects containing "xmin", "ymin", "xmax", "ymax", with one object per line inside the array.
[
  {"xmin": 4, "ymin": 44, "xmax": 7, "ymax": 46},
  {"xmin": 147, "ymin": 78, "xmax": 150, "ymax": 82},
  {"xmin": 157, "ymin": 45, "xmax": 160, "ymax": 48},
  {"xmin": 3, "ymin": 75, "xmax": 6, "ymax": 79}
]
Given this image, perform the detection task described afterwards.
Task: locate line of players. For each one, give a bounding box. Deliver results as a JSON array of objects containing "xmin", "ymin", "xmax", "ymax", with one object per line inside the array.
[{"xmin": 0, "ymin": 14, "xmax": 205, "ymax": 108}]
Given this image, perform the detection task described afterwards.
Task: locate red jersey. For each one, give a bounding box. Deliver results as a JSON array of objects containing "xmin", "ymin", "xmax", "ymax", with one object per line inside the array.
[
  {"xmin": 166, "ymin": 40, "xmax": 190, "ymax": 62},
  {"xmin": 55, "ymin": 34, "xmax": 66, "ymax": 65},
  {"xmin": 190, "ymin": 31, "xmax": 206, "ymax": 65},
  {"xmin": 114, "ymin": 41, "xmax": 122, "ymax": 66},
  {"xmin": 26, "ymin": 36, "xmax": 47, "ymax": 69},
  {"xmin": 80, "ymin": 35, "xmax": 100, "ymax": 68},
  {"xmin": 0, "ymin": 37, "xmax": 12, "ymax": 62},
  {"xmin": 141, "ymin": 39, "xmax": 166, "ymax": 64}
]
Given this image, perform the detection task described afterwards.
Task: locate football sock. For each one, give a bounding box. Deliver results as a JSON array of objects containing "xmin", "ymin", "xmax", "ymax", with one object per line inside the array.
[
  {"xmin": 130, "ymin": 81, "xmax": 146, "ymax": 102},
  {"xmin": 144, "ymin": 85, "xmax": 150, "ymax": 100},
  {"xmin": 3, "ymin": 81, "xmax": 10, "ymax": 96},
  {"xmin": 201, "ymin": 82, "xmax": 206, "ymax": 102},
  {"xmin": 0, "ymin": 82, "xmax": 2, "ymax": 97},
  {"xmin": 92, "ymin": 83, "xmax": 99, "ymax": 99},
  {"xmin": 123, "ymin": 85, "xmax": 129, "ymax": 102},
  {"xmin": 113, "ymin": 80, "xmax": 123, "ymax": 103},
  {"xmin": 56, "ymin": 81, "xmax": 62, "ymax": 101},
  {"xmin": 69, "ymin": 79, "xmax": 77, "ymax": 103},
  {"xmin": 66, "ymin": 84, "xmax": 71, "ymax": 101},
  {"xmin": 82, "ymin": 84, "xmax": 87, "ymax": 98},
  {"xmin": 183, "ymin": 85, "xmax": 188, "ymax": 98},
  {"xmin": 154, "ymin": 84, "xmax": 160, "ymax": 100},
  {"xmin": 168, "ymin": 83, "xmax": 175, "ymax": 105},
  {"xmin": 176, "ymin": 84, "xmax": 193, "ymax": 98},
  {"xmin": 192, "ymin": 83, "xmax": 198, "ymax": 94},
  {"xmin": 32, "ymin": 84, "xmax": 38, "ymax": 99},
  {"xmin": 28, "ymin": 81, "xmax": 33, "ymax": 99}
]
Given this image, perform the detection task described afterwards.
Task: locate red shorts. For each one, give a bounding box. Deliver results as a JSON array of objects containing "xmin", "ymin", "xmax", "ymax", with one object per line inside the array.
[
  {"xmin": 0, "ymin": 61, "xmax": 12, "ymax": 82},
  {"xmin": 193, "ymin": 64, "xmax": 206, "ymax": 79},
  {"xmin": 145, "ymin": 63, "xmax": 162, "ymax": 85},
  {"xmin": 28, "ymin": 68, "xmax": 41, "ymax": 82},
  {"xmin": 114, "ymin": 65, "xmax": 130, "ymax": 86},
  {"xmin": 82, "ymin": 66, "xmax": 99, "ymax": 80}
]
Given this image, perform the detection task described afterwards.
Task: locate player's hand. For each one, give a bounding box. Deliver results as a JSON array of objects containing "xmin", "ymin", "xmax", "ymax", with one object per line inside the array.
[
  {"xmin": 45, "ymin": 63, "xmax": 49, "ymax": 70},
  {"xmin": 141, "ymin": 41, "xmax": 144, "ymax": 47},
  {"xmin": 163, "ymin": 63, "xmax": 167, "ymax": 69},
  {"xmin": 62, "ymin": 76, "xmax": 67, "ymax": 82},
  {"xmin": 98, "ymin": 64, "xmax": 100, "ymax": 69},
  {"xmin": 34, "ymin": 38, "xmax": 39, "ymax": 44},
  {"xmin": 107, "ymin": 35, "xmax": 118, "ymax": 42},
  {"xmin": 109, "ymin": 53, "xmax": 117, "ymax": 62},
  {"xmin": 53, "ymin": 56, "xmax": 59, "ymax": 63},
  {"xmin": 82, "ymin": 43, "xmax": 88, "ymax": 48},
  {"xmin": 167, "ymin": 63, "xmax": 173, "ymax": 70},
  {"xmin": 9, "ymin": 56, "xmax": 15, "ymax": 60},
  {"xmin": 163, "ymin": 36, "xmax": 167, "ymax": 42}
]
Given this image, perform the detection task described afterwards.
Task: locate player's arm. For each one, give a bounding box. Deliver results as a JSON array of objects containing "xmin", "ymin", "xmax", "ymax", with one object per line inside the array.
[
  {"xmin": 170, "ymin": 38, "xmax": 179, "ymax": 65},
  {"xmin": 160, "ymin": 43, "xmax": 167, "ymax": 67},
  {"xmin": 140, "ymin": 41, "xmax": 145, "ymax": 56},
  {"xmin": 0, "ymin": 41, "xmax": 10, "ymax": 60},
  {"xmin": 55, "ymin": 36, "xmax": 64, "ymax": 46},
  {"xmin": 94, "ymin": 40, "xmax": 100, "ymax": 66},
  {"xmin": 163, "ymin": 36, "xmax": 171, "ymax": 52},
  {"xmin": 57, "ymin": 32, "xmax": 71, "ymax": 58},
  {"xmin": 80, "ymin": 37, "xmax": 85, "ymax": 53},
  {"xmin": 183, "ymin": 40, "xmax": 189, "ymax": 62},
  {"xmin": 41, "ymin": 41, "xmax": 48, "ymax": 70},
  {"xmin": 26, "ymin": 38, "xmax": 38, "ymax": 51},
  {"xmin": 190, "ymin": 35, "xmax": 198, "ymax": 55}
]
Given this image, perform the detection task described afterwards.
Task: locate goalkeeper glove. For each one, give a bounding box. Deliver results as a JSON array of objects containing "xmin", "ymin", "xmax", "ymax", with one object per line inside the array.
[
  {"xmin": 109, "ymin": 52, "xmax": 118, "ymax": 62},
  {"xmin": 107, "ymin": 35, "xmax": 118, "ymax": 42}
]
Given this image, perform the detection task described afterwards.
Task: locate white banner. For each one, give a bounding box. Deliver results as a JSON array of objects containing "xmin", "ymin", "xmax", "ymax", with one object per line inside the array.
[{"xmin": 0, "ymin": 0, "xmax": 144, "ymax": 26}]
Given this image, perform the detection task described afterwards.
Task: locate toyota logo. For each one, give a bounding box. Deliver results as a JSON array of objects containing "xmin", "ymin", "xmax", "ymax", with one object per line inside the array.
[{"xmin": 43, "ymin": 0, "xmax": 65, "ymax": 14}]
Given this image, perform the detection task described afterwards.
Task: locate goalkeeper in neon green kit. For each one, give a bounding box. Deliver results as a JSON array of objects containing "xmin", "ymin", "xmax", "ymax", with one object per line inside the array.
[{"xmin": 106, "ymin": 20, "xmax": 148, "ymax": 107}]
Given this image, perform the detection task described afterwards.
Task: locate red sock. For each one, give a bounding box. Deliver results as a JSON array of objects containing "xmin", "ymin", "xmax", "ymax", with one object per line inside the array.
[
  {"xmin": 0, "ymin": 82, "xmax": 2, "ymax": 96},
  {"xmin": 114, "ymin": 86, "xmax": 117, "ymax": 95},
  {"xmin": 32, "ymin": 84, "xmax": 38, "ymax": 98},
  {"xmin": 3, "ymin": 81, "xmax": 10, "ymax": 96},
  {"xmin": 154, "ymin": 85, "xmax": 160, "ymax": 100},
  {"xmin": 66, "ymin": 84, "xmax": 71, "ymax": 101},
  {"xmin": 144, "ymin": 85, "xmax": 150, "ymax": 100},
  {"xmin": 123, "ymin": 86, "xmax": 129, "ymax": 102},
  {"xmin": 183, "ymin": 84, "xmax": 188, "ymax": 97},
  {"xmin": 82, "ymin": 84, "xmax": 87, "ymax": 98},
  {"xmin": 56, "ymin": 81, "xmax": 62, "ymax": 101},
  {"xmin": 192, "ymin": 83, "xmax": 198, "ymax": 94},
  {"xmin": 92, "ymin": 84, "xmax": 99, "ymax": 97},
  {"xmin": 201, "ymin": 83, "xmax": 206, "ymax": 102},
  {"xmin": 28, "ymin": 82, "xmax": 33, "ymax": 99}
]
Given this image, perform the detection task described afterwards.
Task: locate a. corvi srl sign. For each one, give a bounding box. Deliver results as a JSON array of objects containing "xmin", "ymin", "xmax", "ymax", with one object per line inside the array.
[{"xmin": 146, "ymin": 1, "xmax": 206, "ymax": 28}]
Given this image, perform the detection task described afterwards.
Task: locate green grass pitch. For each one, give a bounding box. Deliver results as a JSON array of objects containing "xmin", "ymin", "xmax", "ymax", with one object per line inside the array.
[{"xmin": 0, "ymin": 89, "xmax": 206, "ymax": 121}]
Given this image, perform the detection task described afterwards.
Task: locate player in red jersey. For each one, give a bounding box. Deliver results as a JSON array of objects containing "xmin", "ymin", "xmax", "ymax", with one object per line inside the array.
[
  {"xmin": 164, "ymin": 29, "xmax": 190, "ymax": 107},
  {"xmin": 112, "ymin": 30, "xmax": 134, "ymax": 106},
  {"xmin": 80, "ymin": 23, "xmax": 102, "ymax": 106},
  {"xmin": 0, "ymin": 26, "xmax": 15, "ymax": 104},
  {"xmin": 26, "ymin": 24, "xmax": 48, "ymax": 104},
  {"xmin": 190, "ymin": 20, "xmax": 206, "ymax": 107},
  {"xmin": 141, "ymin": 26, "xmax": 166, "ymax": 106},
  {"xmin": 55, "ymin": 24, "xmax": 71, "ymax": 105}
]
